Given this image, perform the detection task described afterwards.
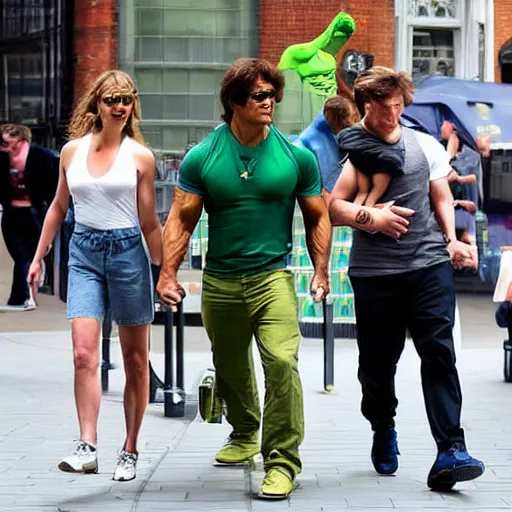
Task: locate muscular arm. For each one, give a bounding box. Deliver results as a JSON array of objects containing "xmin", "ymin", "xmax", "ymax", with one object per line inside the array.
[
  {"xmin": 329, "ymin": 159, "xmax": 414, "ymax": 238},
  {"xmin": 430, "ymin": 177, "xmax": 456, "ymax": 243},
  {"xmin": 160, "ymin": 187, "xmax": 203, "ymax": 280},
  {"xmin": 135, "ymin": 148, "xmax": 162, "ymax": 265},
  {"xmin": 431, "ymin": 176, "xmax": 477, "ymax": 268},
  {"xmin": 328, "ymin": 159, "xmax": 377, "ymax": 232},
  {"xmin": 297, "ymin": 195, "xmax": 332, "ymax": 275}
]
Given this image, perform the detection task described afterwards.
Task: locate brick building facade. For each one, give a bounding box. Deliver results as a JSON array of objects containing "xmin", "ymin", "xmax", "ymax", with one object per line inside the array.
[
  {"xmin": 1, "ymin": 1, "xmax": 509, "ymax": 148},
  {"xmin": 495, "ymin": 0, "xmax": 512, "ymax": 81},
  {"xmin": 73, "ymin": 0, "xmax": 510, "ymax": 97},
  {"xmin": 74, "ymin": 0, "xmax": 398, "ymax": 99},
  {"xmin": 259, "ymin": 0, "xmax": 395, "ymax": 69},
  {"xmin": 74, "ymin": 0, "xmax": 118, "ymax": 102}
]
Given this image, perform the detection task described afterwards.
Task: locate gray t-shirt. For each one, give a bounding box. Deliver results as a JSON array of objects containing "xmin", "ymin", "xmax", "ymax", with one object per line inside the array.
[{"xmin": 349, "ymin": 127, "xmax": 452, "ymax": 277}]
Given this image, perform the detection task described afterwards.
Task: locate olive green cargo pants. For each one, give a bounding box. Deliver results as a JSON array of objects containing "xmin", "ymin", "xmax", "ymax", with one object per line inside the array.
[{"xmin": 201, "ymin": 269, "xmax": 304, "ymax": 477}]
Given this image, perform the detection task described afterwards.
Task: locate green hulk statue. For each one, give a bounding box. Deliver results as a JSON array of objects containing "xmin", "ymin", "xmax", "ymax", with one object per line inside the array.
[{"xmin": 274, "ymin": 12, "xmax": 356, "ymax": 135}]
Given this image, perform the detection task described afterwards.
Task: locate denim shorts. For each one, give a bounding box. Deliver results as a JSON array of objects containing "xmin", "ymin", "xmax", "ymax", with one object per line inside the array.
[{"xmin": 67, "ymin": 223, "xmax": 154, "ymax": 326}]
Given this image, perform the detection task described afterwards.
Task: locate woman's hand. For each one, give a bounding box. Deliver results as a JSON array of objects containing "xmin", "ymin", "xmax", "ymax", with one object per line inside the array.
[{"xmin": 27, "ymin": 259, "xmax": 43, "ymax": 305}]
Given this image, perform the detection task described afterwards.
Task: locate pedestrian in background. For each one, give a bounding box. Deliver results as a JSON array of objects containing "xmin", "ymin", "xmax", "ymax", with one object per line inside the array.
[{"xmin": 0, "ymin": 124, "xmax": 59, "ymax": 311}]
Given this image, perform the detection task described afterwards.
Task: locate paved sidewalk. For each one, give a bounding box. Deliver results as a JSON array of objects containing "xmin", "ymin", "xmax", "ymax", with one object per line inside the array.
[
  {"xmin": 0, "ymin": 326, "xmax": 211, "ymax": 512},
  {"xmin": 2, "ymin": 318, "xmax": 512, "ymax": 511},
  {"xmin": 138, "ymin": 342, "xmax": 512, "ymax": 512}
]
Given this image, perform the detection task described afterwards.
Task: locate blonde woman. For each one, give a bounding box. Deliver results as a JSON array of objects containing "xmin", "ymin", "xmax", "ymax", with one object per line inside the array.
[{"xmin": 28, "ymin": 70, "xmax": 162, "ymax": 481}]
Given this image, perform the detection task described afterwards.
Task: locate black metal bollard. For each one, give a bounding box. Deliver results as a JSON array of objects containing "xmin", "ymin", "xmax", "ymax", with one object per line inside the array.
[
  {"xmin": 41, "ymin": 247, "xmax": 55, "ymax": 296},
  {"xmin": 322, "ymin": 298, "xmax": 335, "ymax": 392},
  {"xmin": 101, "ymin": 307, "xmax": 114, "ymax": 393},
  {"xmin": 163, "ymin": 301, "xmax": 186, "ymax": 417}
]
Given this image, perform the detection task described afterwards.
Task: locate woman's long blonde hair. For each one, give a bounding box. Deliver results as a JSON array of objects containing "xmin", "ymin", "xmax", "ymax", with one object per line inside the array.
[{"xmin": 68, "ymin": 70, "xmax": 145, "ymax": 144}]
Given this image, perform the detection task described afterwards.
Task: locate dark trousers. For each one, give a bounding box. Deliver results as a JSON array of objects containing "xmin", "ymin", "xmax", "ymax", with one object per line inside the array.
[
  {"xmin": 508, "ymin": 307, "xmax": 512, "ymax": 342},
  {"xmin": 1, "ymin": 207, "xmax": 41, "ymax": 305},
  {"xmin": 350, "ymin": 261, "xmax": 465, "ymax": 451}
]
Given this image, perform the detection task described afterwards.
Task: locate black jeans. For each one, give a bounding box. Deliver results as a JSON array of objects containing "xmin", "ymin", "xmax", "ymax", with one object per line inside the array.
[
  {"xmin": 350, "ymin": 261, "xmax": 465, "ymax": 451},
  {"xmin": 508, "ymin": 307, "xmax": 512, "ymax": 343},
  {"xmin": 1, "ymin": 207, "xmax": 41, "ymax": 305}
]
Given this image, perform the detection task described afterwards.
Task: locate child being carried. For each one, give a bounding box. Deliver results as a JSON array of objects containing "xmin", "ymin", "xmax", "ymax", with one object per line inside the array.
[{"xmin": 336, "ymin": 124, "xmax": 406, "ymax": 207}]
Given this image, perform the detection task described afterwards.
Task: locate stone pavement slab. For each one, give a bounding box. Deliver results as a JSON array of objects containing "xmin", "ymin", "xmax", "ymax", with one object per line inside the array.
[
  {"xmin": 0, "ymin": 327, "xmax": 211, "ymax": 512},
  {"xmin": 133, "ymin": 340, "xmax": 512, "ymax": 512},
  {"xmin": 2, "ymin": 300, "xmax": 512, "ymax": 511}
]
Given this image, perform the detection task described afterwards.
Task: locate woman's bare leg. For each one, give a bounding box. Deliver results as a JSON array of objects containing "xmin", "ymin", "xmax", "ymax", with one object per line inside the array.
[
  {"xmin": 119, "ymin": 323, "xmax": 150, "ymax": 453},
  {"xmin": 71, "ymin": 318, "xmax": 102, "ymax": 444}
]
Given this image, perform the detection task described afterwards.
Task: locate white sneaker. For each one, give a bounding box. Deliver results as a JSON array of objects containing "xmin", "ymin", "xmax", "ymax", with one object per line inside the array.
[
  {"xmin": 113, "ymin": 449, "xmax": 138, "ymax": 482},
  {"xmin": 58, "ymin": 440, "xmax": 98, "ymax": 473},
  {"xmin": 0, "ymin": 300, "xmax": 36, "ymax": 312}
]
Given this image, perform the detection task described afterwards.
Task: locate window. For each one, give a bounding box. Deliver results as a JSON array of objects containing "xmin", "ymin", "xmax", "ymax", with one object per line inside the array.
[
  {"xmin": 3, "ymin": 54, "xmax": 45, "ymax": 124},
  {"xmin": 0, "ymin": 0, "xmax": 71, "ymax": 148},
  {"xmin": 1, "ymin": 0, "xmax": 46, "ymax": 38},
  {"xmin": 395, "ymin": 0, "xmax": 494, "ymax": 82},
  {"xmin": 408, "ymin": 0, "xmax": 459, "ymax": 18},
  {"xmin": 412, "ymin": 29, "xmax": 455, "ymax": 83},
  {"xmin": 119, "ymin": 0, "xmax": 257, "ymax": 155},
  {"xmin": 478, "ymin": 23, "xmax": 485, "ymax": 81}
]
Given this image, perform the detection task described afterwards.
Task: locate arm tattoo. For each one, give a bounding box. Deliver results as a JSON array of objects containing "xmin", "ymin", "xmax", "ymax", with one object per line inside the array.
[{"xmin": 355, "ymin": 209, "xmax": 372, "ymax": 226}]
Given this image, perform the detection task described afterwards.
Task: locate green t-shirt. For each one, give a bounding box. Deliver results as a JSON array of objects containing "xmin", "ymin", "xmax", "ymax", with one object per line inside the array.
[{"xmin": 178, "ymin": 124, "xmax": 321, "ymax": 276}]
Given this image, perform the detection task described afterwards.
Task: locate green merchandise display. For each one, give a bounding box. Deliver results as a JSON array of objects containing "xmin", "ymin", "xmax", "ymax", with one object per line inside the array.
[
  {"xmin": 189, "ymin": 210, "xmax": 209, "ymax": 267},
  {"xmin": 288, "ymin": 208, "xmax": 355, "ymax": 326}
]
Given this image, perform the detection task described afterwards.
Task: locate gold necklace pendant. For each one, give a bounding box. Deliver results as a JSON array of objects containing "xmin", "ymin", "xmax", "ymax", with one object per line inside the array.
[{"xmin": 239, "ymin": 155, "xmax": 256, "ymax": 181}]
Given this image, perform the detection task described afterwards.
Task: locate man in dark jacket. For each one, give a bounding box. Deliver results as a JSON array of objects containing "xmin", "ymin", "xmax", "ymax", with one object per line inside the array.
[{"xmin": 0, "ymin": 124, "xmax": 59, "ymax": 310}]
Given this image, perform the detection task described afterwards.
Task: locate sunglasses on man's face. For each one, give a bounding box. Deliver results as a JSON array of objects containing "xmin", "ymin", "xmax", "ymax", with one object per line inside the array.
[
  {"xmin": 249, "ymin": 90, "xmax": 276, "ymax": 103},
  {"xmin": 102, "ymin": 95, "xmax": 134, "ymax": 106}
]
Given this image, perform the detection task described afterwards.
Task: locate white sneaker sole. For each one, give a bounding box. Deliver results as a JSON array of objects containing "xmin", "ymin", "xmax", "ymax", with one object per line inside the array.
[
  {"xmin": 112, "ymin": 472, "xmax": 136, "ymax": 482},
  {"xmin": 58, "ymin": 460, "xmax": 98, "ymax": 474},
  {"xmin": 0, "ymin": 305, "xmax": 35, "ymax": 312}
]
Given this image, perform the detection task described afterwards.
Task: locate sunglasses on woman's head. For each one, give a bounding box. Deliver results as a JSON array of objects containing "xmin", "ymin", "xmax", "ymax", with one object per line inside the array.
[
  {"xmin": 102, "ymin": 95, "xmax": 134, "ymax": 106},
  {"xmin": 250, "ymin": 90, "xmax": 276, "ymax": 102}
]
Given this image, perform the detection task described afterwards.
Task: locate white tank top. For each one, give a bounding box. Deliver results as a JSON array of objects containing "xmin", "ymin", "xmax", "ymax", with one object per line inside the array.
[{"xmin": 67, "ymin": 134, "xmax": 139, "ymax": 230}]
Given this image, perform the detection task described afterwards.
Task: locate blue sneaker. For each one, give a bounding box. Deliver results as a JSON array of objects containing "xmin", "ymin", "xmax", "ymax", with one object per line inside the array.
[
  {"xmin": 427, "ymin": 443, "xmax": 485, "ymax": 491},
  {"xmin": 371, "ymin": 428, "xmax": 400, "ymax": 475}
]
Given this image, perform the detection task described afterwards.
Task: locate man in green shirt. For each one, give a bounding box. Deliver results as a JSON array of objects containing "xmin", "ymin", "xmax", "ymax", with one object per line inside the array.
[{"xmin": 157, "ymin": 58, "xmax": 331, "ymax": 499}]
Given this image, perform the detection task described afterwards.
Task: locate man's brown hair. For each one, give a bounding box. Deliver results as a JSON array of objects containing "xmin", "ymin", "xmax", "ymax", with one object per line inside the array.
[
  {"xmin": 0, "ymin": 123, "xmax": 32, "ymax": 143},
  {"xmin": 353, "ymin": 66, "xmax": 414, "ymax": 117},
  {"xmin": 323, "ymin": 96, "xmax": 360, "ymax": 134},
  {"xmin": 220, "ymin": 58, "xmax": 285, "ymax": 124}
]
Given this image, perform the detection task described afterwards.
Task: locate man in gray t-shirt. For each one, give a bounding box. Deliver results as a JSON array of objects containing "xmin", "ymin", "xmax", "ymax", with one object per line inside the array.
[{"xmin": 329, "ymin": 67, "xmax": 484, "ymax": 492}]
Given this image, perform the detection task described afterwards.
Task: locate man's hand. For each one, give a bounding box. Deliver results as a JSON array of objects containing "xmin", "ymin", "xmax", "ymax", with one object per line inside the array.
[
  {"xmin": 361, "ymin": 201, "xmax": 415, "ymax": 240},
  {"xmin": 453, "ymin": 199, "xmax": 476, "ymax": 214},
  {"xmin": 448, "ymin": 240, "xmax": 478, "ymax": 270},
  {"xmin": 310, "ymin": 271, "xmax": 329, "ymax": 303},
  {"xmin": 156, "ymin": 271, "xmax": 186, "ymax": 311}
]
